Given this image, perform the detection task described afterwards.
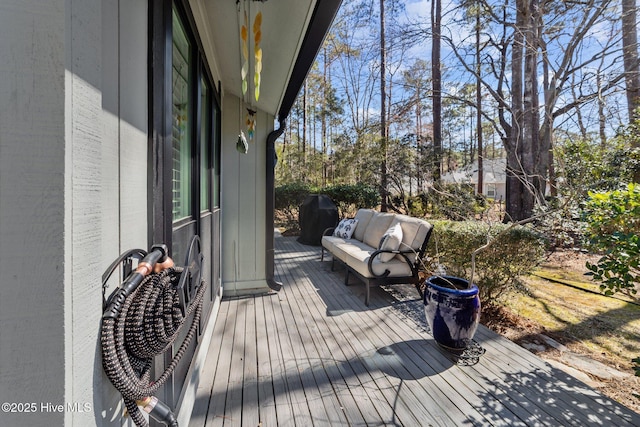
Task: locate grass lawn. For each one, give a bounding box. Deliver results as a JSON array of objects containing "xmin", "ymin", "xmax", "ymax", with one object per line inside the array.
[{"xmin": 485, "ymin": 250, "xmax": 640, "ymax": 414}]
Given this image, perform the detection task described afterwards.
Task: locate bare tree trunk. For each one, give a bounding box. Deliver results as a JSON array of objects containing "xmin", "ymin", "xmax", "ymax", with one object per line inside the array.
[
  {"xmin": 622, "ymin": 0, "xmax": 640, "ymax": 183},
  {"xmin": 569, "ymin": 74, "xmax": 589, "ymax": 140},
  {"xmin": 522, "ymin": 0, "xmax": 541, "ymax": 217},
  {"xmin": 597, "ymin": 72, "xmax": 607, "ymax": 147},
  {"xmin": 322, "ymin": 46, "xmax": 328, "ymax": 187},
  {"xmin": 302, "ymin": 80, "xmax": 307, "ymax": 173},
  {"xmin": 416, "ymin": 87, "xmax": 422, "ymax": 193},
  {"xmin": 380, "ymin": 0, "xmax": 389, "ymax": 211},
  {"xmin": 296, "ymin": 101, "xmax": 301, "ymax": 152},
  {"xmin": 530, "ymin": 0, "xmax": 546, "ymax": 202},
  {"xmin": 541, "ymin": 23, "xmax": 556, "ymax": 197},
  {"xmin": 506, "ymin": 0, "xmax": 525, "ymax": 221},
  {"xmin": 505, "ymin": 0, "xmax": 543, "ymax": 221},
  {"xmin": 470, "ymin": 106, "xmax": 475, "ymax": 165},
  {"xmin": 622, "ymin": 0, "xmax": 640, "ymax": 120},
  {"xmin": 432, "ymin": 0, "xmax": 442, "ymax": 184},
  {"xmin": 476, "ymin": 6, "xmax": 484, "ymax": 195}
]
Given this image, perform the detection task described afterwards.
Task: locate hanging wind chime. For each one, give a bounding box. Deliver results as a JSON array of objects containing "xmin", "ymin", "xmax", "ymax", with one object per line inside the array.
[{"xmin": 237, "ymin": 0, "xmax": 264, "ymax": 154}]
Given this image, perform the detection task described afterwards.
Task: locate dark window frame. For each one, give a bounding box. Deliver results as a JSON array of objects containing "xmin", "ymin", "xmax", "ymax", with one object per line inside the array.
[
  {"xmin": 148, "ymin": 0, "xmax": 222, "ymax": 417},
  {"xmin": 149, "ymin": 0, "xmax": 220, "ymax": 252}
]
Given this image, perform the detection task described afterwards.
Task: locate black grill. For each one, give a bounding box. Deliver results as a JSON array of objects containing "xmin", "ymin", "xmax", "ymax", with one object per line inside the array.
[{"xmin": 297, "ymin": 194, "xmax": 338, "ymax": 246}]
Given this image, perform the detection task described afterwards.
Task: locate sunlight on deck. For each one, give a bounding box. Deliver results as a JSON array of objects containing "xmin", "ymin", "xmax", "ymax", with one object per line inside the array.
[{"xmin": 188, "ymin": 236, "xmax": 640, "ymax": 427}]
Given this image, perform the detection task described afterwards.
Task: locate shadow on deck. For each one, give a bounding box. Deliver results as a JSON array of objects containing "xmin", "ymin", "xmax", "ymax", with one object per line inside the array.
[{"xmin": 188, "ymin": 235, "xmax": 640, "ymax": 427}]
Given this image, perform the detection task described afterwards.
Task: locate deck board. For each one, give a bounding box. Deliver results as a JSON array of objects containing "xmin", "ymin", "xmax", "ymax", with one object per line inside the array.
[
  {"xmin": 189, "ymin": 236, "xmax": 640, "ymax": 427},
  {"xmin": 254, "ymin": 295, "xmax": 278, "ymax": 427},
  {"xmin": 281, "ymin": 261, "xmax": 356, "ymax": 426}
]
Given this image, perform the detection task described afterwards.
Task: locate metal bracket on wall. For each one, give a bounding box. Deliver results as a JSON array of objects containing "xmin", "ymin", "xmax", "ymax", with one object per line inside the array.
[
  {"xmin": 176, "ymin": 235, "xmax": 204, "ymax": 317},
  {"xmin": 101, "ymin": 248, "xmax": 147, "ymax": 310}
]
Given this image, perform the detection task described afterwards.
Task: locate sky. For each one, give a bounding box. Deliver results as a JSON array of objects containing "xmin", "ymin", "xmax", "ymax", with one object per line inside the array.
[{"xmin": 302, "ymin": 0, "xmax": 635, "ymax": 154}]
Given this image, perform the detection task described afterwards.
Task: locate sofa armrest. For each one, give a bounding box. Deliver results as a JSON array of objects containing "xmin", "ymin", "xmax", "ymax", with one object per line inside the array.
[
  {"xmin": 322, "ymin": 227, "xmax": 335, "ymax": 237},
  {"xmin": 367, "ymin": 249, "xmax": 418, "ymax": 279}
]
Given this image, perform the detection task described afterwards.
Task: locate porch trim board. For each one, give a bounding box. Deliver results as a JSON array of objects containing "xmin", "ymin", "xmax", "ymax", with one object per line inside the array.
[
  {"xmin": 176, "ymin": 286, "xmax": 223, "ymax": 427},
  {"xmin": 222, "ymin": 280, "xmax": 274, "ymax": 297}
]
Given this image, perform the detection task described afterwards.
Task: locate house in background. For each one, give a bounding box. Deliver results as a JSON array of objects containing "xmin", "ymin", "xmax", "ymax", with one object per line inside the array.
[
  {"xmin": 0, "ymin": 0, "xmax": 340, "ymax": 426},
  {"xmin": 441, "ymin": 158, "xmax": 507, "ymax": 201}
]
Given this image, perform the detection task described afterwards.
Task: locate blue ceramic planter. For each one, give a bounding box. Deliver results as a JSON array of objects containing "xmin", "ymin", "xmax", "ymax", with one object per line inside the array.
[{"xmin": 423, "ymin": 276, "xmax": 481, "ymax": 350}]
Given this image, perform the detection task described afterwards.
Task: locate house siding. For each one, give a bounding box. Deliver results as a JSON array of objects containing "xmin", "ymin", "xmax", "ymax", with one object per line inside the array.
[
  {"xmin": 220, "ymin": 95, "xmax": 272, "ymax": 296},
  {"xmin": 66, "ymin": 0, "xmax": 105, "ymax": 422},
  {"xmin": 1, "ymin": 0, "xmax": 288, "ymax": 425},
  {"xmin": 441, "ymin": 158, "xmax": 507, "ymax": 201},
  {"xmin": 0, "ymin": 1, "xmax": 150, "ymax": 426},
  {"xmin": 0, "ymin": 2, "xmax": 67, "ymax": 426},
  {"xmin": 100, "ymin": 1, "xmax": 149, "ymax": 425}
]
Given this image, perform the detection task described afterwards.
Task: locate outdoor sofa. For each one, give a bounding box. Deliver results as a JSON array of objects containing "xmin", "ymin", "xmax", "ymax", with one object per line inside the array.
[{"xmin": 321, "ymin": 208, "xmax": 434, "ymax": 305}]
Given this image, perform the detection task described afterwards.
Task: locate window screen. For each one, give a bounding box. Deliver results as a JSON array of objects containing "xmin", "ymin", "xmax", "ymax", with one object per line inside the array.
[
  {"xmin": 172, "ymin": 7, "xmax": 192, "ymax": 221},
  {"xmin": 200, "ymin": 77, "xmax": 211, "ymax": 211}
]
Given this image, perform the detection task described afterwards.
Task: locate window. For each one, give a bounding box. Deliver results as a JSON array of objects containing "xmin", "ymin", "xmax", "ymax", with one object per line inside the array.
[
  {"xmin": 151, "ymin": 0, "xmax": 223, "ymax": 407},
  {"xmin": 172, "ymin": 6, "xmax": 192, "ymax": 221},
  {"xmin": 212, "ymin": 98, "xmax": 220, "ymax": 208},
  {"xmin": 200, "ymin": 77, "xmax": 211, "ymax": 211},
  {"xmin": 487, "ymin": 184, "xmax": 496, "ymax": 198}
]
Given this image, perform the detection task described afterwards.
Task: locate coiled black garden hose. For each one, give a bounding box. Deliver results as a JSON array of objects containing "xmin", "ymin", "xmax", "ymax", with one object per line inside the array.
[{"xmin": 101, "ymin": 241, "xmax": 205, "ymax": 427}]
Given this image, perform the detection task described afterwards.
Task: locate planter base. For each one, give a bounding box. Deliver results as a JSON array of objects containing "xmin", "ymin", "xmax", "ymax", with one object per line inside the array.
[
  {"xmin": 423, "ymin": 276, "xmax": 481, "ymax": 351},
  {"xmin": 437, "ymin": 338, "xmax": 485, "ymax": 366}
]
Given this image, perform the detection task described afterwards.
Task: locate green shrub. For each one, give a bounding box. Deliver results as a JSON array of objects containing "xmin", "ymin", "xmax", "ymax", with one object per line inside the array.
[
  {"xmin": 323, "ymin": 183, "xmax": 379, "ymax": 217},
  {"xmin": 388, "ymin": 188, "xmax": 489, "ymax": 219},
  {"xmin": 584, "ymin": 183, "xmax": 640, "ymax": 296},
  {"xmin": 555, "ymin": 137, "xmax": 640, "ymax": 196},
  {"xmin": 275, "ymin": 182, "xmax": 312, "ymax": 221},
  {"xmin": 389, "ymin": 194, "xmax": 423, "ymax": 217},
  {"xmin": 421, "ymin": 184, "xmax": 481, "ymax": 220},
  {"xmin": 425, "ymin": 220, "xmax": 547, "ymax": 302},
  {"xmin": 275, "ymin": 182, "xmax": 379, "ymax": 221},
  {"xmin": 407, "ymin": 195, "xmax": 427, "ymax": 217},
  {"xmin": 534, "ymin": 202, "xmax": 587, "ymax": 249}
]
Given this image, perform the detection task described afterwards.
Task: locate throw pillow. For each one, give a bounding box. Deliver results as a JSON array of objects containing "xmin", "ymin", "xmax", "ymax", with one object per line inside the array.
[
  {"xmin": 333, "ymin": 218, "xmax": 359, "ymax": 239},
  {"xmin": 377, "ymin": 223, "xmax": 403, "ymax": 262}
]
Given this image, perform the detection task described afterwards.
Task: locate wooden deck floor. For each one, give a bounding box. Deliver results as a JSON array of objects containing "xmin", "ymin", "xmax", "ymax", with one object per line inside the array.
[{"xmin": 189, "ymin": 235, "xmax": 640, "ymax": 427}]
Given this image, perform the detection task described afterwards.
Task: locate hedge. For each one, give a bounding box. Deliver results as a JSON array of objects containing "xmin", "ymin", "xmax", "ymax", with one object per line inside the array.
[
  {"xmin": 275, "ymin": 182, "xmax": 379, "ymax": 218},
  {"xmin": 425, "ymin": 220, "xmax": 547, "ymax": 302}
]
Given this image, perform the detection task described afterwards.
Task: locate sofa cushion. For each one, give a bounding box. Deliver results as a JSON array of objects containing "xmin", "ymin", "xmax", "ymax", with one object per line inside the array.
[
  {"xmin": 362, "ymin": 212, "xmax": 395, "ymax": 248},
  {"xmin": 321, "ymin": 235, "xmax": 348, "ymax": 261},
  {"xmin": 324, "ymin": 237, "xmax": 377, "ymax": 263},
  {"xmin": 352, "ymin": 209, "xmax": 376, "ymax": 241},
  {"xmin": 333, "ymin": 218, "xmax": 358, "ymax": 239},
  {"xmin": 390, "ymin": 215, "xmax": 433, "ymax": 252},
  {"xmin": 377, "ymin": 223, "xmax": 403, "ymax": 262},
  {"xmin": 322, "ymin": 234, "xmax": 338, "ymax": 254},
  {"xmin": 344, "ymin": 246, "xmax": 413, "ymax": 278}
]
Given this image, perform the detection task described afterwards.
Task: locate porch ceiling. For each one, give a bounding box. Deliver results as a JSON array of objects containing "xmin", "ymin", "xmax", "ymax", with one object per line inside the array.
[{"xmin": 203, "ymin": 0, "xmax": 320, "ymax": 118}]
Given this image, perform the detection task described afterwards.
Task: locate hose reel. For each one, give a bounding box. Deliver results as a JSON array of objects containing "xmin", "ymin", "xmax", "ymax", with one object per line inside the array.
[{"xmin": 101, "ymin": 236, "xmax": 205, "ymax": 427}]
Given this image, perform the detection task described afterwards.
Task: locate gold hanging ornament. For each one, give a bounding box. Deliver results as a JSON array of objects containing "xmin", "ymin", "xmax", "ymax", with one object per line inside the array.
[
  {"xmin": 238, "ymin": 1, "xmax": 263, "ymax": 103},
  {"xmin": 240, "ymin": 10, "xmax": 249, "ymax": 96},
  {"xmin": 237, "ymin": 0, "xmax": 265, "ymax": 151},
  {"xmin": 253, "ymin": 10, "xmax": 262, "ymax": 102}
]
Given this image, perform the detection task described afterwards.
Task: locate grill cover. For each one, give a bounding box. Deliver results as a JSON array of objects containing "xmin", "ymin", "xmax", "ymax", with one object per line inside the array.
[{"xmin": 297, "ymin": 195, "xmax": 338, "ymax": 246}]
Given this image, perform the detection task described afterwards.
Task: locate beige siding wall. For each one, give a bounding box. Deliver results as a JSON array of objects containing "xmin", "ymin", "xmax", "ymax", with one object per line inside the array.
[
  {"xmin": 221, "ymin": 95, "xmax": 272, "ymax": 296},
  {"xmin": 0, "ymin": 0, "xmax": 267, "ymax": 425},
  {"xmin": 0, "ymin": 2, "xmax": 67, "ymax": 426},
  {"xmin": 100, "ymin": 1, "xmax": 149, "ymax": 425},
  {"xmin": 65, "ymin": 0, "xmax": 105, "ymax": 422},
  {"xmin": 0, "ymin": 1, "xmax": 149, "ymax": 426}
]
